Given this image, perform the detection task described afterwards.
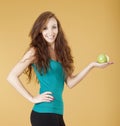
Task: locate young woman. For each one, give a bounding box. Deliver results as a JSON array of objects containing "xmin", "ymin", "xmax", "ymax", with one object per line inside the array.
[{"xmin": 7, "ymin": 11, "xmax": 113, "ymax": 126}]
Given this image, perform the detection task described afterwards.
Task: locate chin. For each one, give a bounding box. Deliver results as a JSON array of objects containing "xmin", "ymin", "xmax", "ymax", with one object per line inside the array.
[
  {"xmin": 47, "ymin": 41, "xmax": 55, "ymax": 45},
  {"xmin": 46, "ymin": 40, "xmax": 55, "ymax": 43}
]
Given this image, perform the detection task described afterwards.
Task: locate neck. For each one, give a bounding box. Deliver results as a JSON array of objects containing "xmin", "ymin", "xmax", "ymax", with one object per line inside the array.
[
  {"xmin": 48, "ymin": 44, "xmax": 57, "ymax": 61},
  {"xmin": 48, "ymin": 43, "xmax": 55, "ymax": 50}
]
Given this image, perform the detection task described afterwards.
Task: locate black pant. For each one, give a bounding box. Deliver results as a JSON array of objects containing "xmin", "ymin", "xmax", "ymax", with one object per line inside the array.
[{"xmin": 30, "ymin": 110, "xmax": 66, "ymax": 126}]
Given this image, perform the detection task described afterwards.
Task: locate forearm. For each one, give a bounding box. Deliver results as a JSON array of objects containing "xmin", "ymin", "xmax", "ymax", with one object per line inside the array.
[
  {"xmin": 67, "ymin": 63, "xmax": 94, "ymax": 88},
  {"xmin": 7, "ymin": 75, "xmax": 33, "ymax": 103}
]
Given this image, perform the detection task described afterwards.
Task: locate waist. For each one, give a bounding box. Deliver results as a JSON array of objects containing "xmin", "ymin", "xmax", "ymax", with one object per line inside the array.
[{"xmin": 33, "ymin": 100, "xmax": 64, "ymax": 115}]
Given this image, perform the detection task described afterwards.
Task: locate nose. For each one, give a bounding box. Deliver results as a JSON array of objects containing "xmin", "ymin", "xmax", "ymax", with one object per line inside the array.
[{"xmin": 47, "ymin": 28, "xmax": 54, "ymax": 35}]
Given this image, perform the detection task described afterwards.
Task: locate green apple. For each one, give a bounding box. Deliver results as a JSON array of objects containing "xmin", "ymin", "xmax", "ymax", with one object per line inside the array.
[{"xmin": 97, "ymin": 54, "xmax": 109, "ymax": 63}]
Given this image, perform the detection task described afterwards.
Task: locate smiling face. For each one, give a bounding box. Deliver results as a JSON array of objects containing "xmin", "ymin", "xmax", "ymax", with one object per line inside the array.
[{"xmin": 41, "ymin": 17, "xmax": 58, "ymax": 46}]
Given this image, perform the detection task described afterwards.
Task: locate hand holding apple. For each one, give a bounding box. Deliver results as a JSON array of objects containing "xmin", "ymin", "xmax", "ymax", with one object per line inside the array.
[
  {"xmin": 90, "ymin": 53, "xmax": 113, "ymax": 68},
  {"xmin": 91, "ymin": 61, "xmax": 113, "ymax": 69}
]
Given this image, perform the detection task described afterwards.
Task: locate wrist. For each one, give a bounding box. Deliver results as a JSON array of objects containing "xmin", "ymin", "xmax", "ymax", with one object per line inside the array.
[
  {"xmin": 88, "ymin": 62, "xmax": 95, "ymax": 69},
  {"xmin": 28, "ymin": 96, "xmax": 34, "ymax": 103}
]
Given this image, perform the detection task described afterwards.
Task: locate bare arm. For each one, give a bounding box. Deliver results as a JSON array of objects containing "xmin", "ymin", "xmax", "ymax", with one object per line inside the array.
[
  {"xmin": 66, "ymin": 62, "xmax": 113, "ymax": 88},
  {"xmin": 7, "ymin": 48, "xmax": 54, "ymax": 103}
]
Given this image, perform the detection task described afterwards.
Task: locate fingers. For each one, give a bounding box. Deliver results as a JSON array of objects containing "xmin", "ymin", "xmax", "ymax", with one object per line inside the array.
[
  {"xmin": 43, "ymin": 96, "xmax": 54, "ymax": 102},
  {"xmin": 102, "ymin": 62, "xmax": 113, "ymax": 64},
  {"xmin": 94, "ymin": 61, "xmax": 114, "ymax": 68},
  {"xmin": 102, "ymin": 62, "xmax": 114, "ymax": 66},
  {"xmin": 33, "ymin": 91, "xmax": 54, "ymax": 103},
  {"xmin": 108, "ymin": 62, "xmax": 114, "ymax": 64},
  {"xmin": 99, "ymin": 62, "xmax": 114, "ymax": 68},
  {"xmin": 41, "ymin": 91, "xmax": 54, "ymax": 102},
  {"xmin": 42, "ymin": 91, "xmax": 52, "ymax": 95}
]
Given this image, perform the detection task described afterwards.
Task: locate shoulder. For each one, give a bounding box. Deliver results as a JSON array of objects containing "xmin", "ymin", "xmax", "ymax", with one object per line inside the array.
[
  {"xmin": 20, "ymin": 47, "xmax": 36, "ymax": 63},
  {"xmin": 26, "ymin": 47, "xmax": 36, "ymax": 56}
]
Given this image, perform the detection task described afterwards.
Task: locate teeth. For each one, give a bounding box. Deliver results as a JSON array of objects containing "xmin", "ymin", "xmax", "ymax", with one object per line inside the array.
[{"xmin": 47, "ymin": 36, "xmax": 54, "ymax": 39}]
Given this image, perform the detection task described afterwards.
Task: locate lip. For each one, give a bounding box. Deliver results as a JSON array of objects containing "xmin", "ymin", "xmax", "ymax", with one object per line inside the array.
[
  {"xmin": 46, "ymin": 35, "xmax": 55, "ymax": 39},
  {"xmin": 48, "ymin": 37, "xmax": 54, "ymax": 39}
]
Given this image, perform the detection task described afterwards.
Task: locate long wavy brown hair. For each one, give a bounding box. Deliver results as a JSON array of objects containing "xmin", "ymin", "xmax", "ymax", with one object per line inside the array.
[{"xmin": 27, "ymin": 11, "xmax": 74, "ymax": 81}]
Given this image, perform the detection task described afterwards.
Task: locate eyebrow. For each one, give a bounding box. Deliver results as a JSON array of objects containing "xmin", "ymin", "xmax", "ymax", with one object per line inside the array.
[
  {"xmin": 53, "ymin": 24, "xmax": 57, "ymax": 26},
  {"xmin": 52, "ymin": 23, "xmax": 57, "ymax": 25}
]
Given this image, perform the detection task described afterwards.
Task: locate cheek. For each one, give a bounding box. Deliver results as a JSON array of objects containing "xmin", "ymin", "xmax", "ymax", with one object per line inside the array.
[
  {"xmin": 55, "ymin": 29, "xmax": 58, "ymax": 35},
  {"xmin": 42, "ymin": 31, "xmax": 46, "ymax": 38}
]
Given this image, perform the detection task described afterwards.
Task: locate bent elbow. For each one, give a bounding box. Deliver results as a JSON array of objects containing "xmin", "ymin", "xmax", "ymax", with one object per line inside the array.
[
  {"xmin": 66, "ymin": 82, "xmax": 74, "ymax": 89},
  {"xmin": 7, "ymin": 73, "xmax": 16, "ymax": 85},
  {"xmin": 7, "ymin": 74, "xmax": 13, "ymax": 84},
  {"xmin": 68, "ymin": 86, "xmax": 73, "ymax": 89}
]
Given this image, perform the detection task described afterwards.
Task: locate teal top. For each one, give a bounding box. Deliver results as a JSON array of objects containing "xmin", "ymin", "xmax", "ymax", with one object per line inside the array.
[{"xmin": 32, "ymin": 59, "xmax": 65, "ymax": 115}]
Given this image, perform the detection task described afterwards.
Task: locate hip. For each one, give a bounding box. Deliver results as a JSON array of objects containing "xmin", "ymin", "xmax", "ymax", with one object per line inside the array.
[{"xmin": 30, "ymin": 110, "xmax": 66, "ymax": 126}]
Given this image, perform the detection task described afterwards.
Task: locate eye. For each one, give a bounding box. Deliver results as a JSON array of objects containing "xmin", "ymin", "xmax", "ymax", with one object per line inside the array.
[
  {"xmin": 52, "ymin": 25, "xmax": 57, "ymax": 29},
  {"xmin": 43, "ymin": 27, "xmax": 47, "ymax": 30}
]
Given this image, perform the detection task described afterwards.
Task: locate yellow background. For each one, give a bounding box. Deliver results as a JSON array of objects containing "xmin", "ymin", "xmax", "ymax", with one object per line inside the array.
[{"xmin": 0, "ymin": 0, "xmax": 119, "ymax": 126}]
